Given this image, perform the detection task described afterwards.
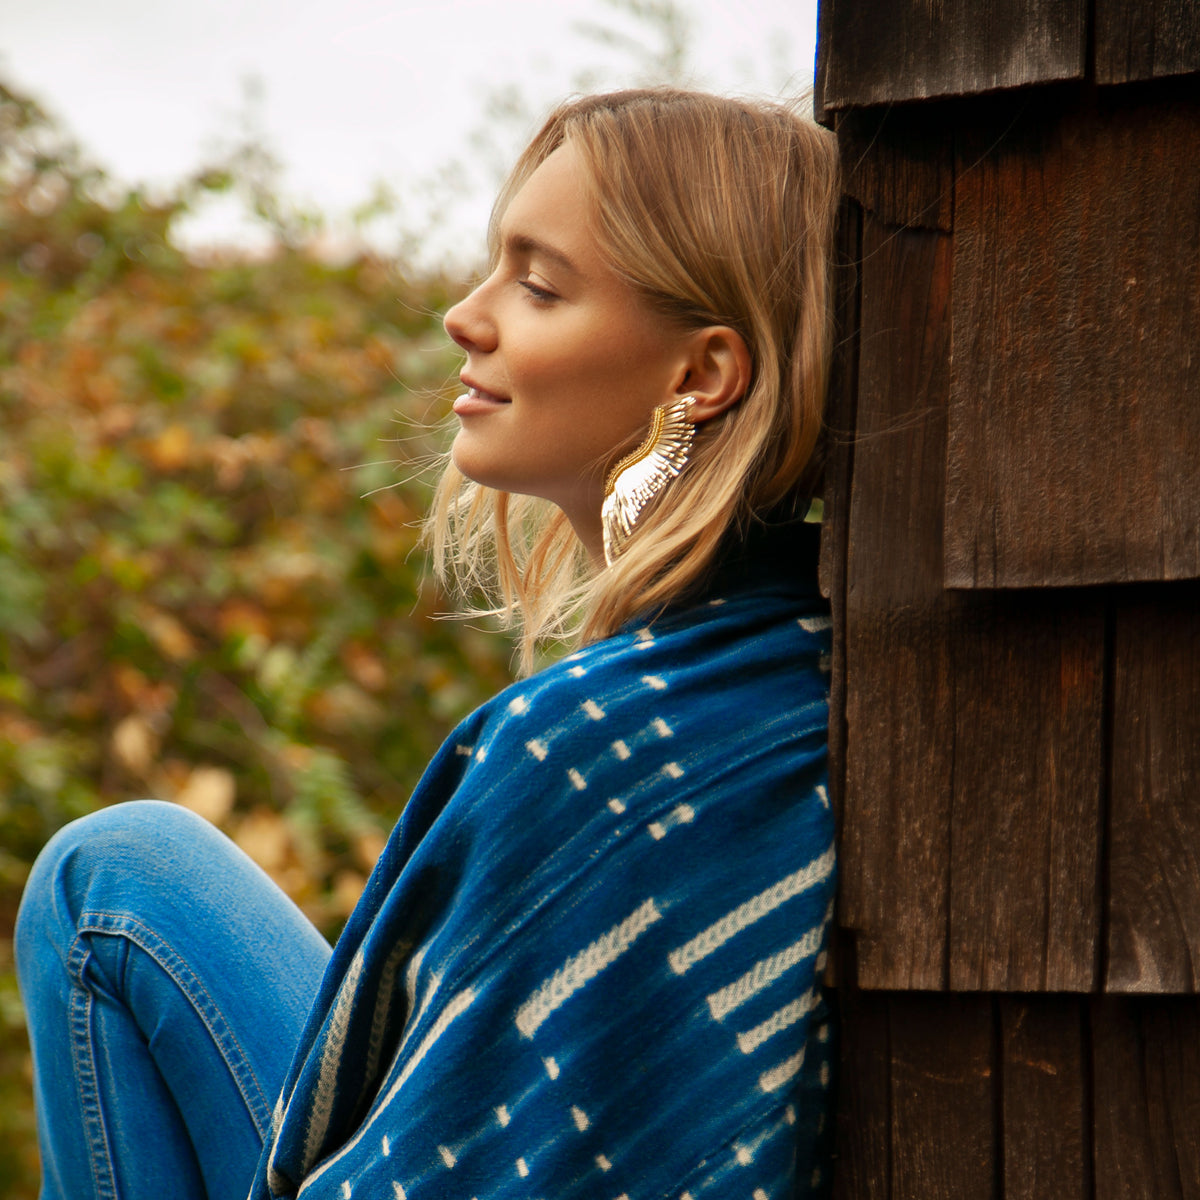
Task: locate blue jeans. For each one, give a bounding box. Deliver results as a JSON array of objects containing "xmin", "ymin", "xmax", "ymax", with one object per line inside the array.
[{"xmin": 14, "ymin": 801, "xmax": 332, "ymax": 1200}]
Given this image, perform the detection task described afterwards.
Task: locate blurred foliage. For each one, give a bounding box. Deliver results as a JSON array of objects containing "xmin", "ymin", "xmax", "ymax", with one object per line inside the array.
[{"xmin": 0, "ymin": 80, "xmax": 514, "ymax": 1195}]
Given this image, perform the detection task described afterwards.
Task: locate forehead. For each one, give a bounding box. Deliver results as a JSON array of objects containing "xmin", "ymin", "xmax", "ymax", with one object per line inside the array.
[{"xmin": 498, "ymin": 142, "xmax": 595, "ymax": 253}]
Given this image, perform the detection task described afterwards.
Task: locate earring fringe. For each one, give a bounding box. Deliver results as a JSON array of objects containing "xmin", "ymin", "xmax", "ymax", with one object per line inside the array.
[{"xmin": 601, "ymin": 397, "xmax": 695, "ymax": 567}]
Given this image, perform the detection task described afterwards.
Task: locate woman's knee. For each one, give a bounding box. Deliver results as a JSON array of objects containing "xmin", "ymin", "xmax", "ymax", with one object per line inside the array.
[{"xmin": 15, "ymin": 801, "xmax": 216, "ymax": 975}]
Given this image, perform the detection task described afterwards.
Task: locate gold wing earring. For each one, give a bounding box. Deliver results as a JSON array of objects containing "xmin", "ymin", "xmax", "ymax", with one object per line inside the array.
[{"xmin": 601, "ymin": 396, "xmax": 695, "ymax": 567}]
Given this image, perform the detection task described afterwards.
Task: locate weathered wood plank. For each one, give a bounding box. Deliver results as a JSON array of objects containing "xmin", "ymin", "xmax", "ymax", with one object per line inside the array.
[
  {"xmin": 840, "ymin": 214, "xmax": 1104, "ymax": 992},
  {"xmin": 1106, "ymin": 583, "xmax": 1200, "ymax": 993},
  {"xmin": 889, "ymin": 993, "xmax": 995, "ymax": 1199},
  {"xmin": 819, "ymin": 197, "xmax": 863, "ymax": 857},
  {"xmin": 1095, "ymin": 0, "xmax": 1200, "ymax": 84},
  {"xmin": 1093, "ymin": 997, "xmax": 1200, "ymax": 1199},
  {"xmin": 834, "ymin": 107, "xmax": 954, "ymax": 232},
  {"xmin": 840, "ymin": 214, "xmax": 955, "ymax": 990},
  {"xmin": 817, "ymin": 0, "xmax": 1086, "ymax": 110},
  {"xmin": 999, "ymin": 996, "xmax": 1088, "ymax": 1200},
  {"xmin": 832, "ymin": 987, "xmax": 891, "ymax": 1200},
  {"xmin": 947, "ymin": 591, "xmax": 1105, "ymax": 991},
  {"xmin": 945, "ymin": 96, "xmax": 1200, "ymax": 588}
]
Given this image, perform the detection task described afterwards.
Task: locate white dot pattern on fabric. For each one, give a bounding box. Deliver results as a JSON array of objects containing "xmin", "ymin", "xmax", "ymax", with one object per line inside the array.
[
  {"xmin": 648, "ymin": 803, "xmax": 695, "ymax": 841},
  {"xmin": 255, "ymin": 564, "xmax": 837, "ymax": 1200},
  {"xmin": 797, "ymin": 614, "xmax": 832, "ymax": 633}
]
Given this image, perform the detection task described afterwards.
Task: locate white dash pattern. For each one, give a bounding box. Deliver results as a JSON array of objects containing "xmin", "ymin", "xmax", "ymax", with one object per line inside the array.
[
  {"xmin": 707, "ymin": 922, "xmax": 825, "ymax": 1021},
  {"xmin": 736, "ymin": 987, "xmax": 818, "ymax": 1054},
  {"xmin": 516, "ymin": 899, "xmax": 662, "ymax": 1037},
  {"xmin": 759, "ymin": 1046, "xmax": 806, "ymax": 1093},
  {"xmin": 525, "ymin": 739, "xmax": 548, "ymax": 761},
  {"xmin": 668, "ymin": 848, "xmax": 835, "ymax": 975},
  {"xmin": 582, "ymin": 699, "xmax": 606, "ymax": 720}
]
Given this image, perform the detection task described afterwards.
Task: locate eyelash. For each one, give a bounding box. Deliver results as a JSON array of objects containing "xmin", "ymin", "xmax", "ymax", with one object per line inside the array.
[{"xmin": 519, "ymin": 279, "xmax": 557, "ymax": 303}]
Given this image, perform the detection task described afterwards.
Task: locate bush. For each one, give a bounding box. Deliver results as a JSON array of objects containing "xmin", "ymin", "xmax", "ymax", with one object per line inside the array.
[{"xmin": 0, "ymin": 81, "xmax": 513, "ymax": 1196}]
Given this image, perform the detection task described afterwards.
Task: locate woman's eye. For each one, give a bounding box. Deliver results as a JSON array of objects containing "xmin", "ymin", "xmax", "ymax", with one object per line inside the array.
[{"xmin": 519, "ymin": 279, "xmax": 557, "ymax": 303}]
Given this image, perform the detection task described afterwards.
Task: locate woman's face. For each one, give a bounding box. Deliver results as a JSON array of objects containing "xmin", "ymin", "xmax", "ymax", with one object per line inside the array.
[{"xmin": 443, "ymin": 141, "xmax": 692, "ymax": 559}]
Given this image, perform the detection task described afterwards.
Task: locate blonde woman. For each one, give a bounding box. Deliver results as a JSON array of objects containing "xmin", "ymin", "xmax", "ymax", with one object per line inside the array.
[{"xmin": 17, "ymin": 89, "xmax": 840, "ymax": 1200}]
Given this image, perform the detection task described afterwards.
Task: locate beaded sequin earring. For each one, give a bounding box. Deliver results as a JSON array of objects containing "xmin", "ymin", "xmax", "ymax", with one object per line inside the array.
[{"xmin": 600, "ymin": 396, "xmax": 695, "ymax": 567}]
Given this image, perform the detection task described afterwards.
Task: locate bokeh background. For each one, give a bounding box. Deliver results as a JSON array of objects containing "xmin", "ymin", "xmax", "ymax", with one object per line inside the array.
[{"xmin": 0, "ymin": 1, "xmax": 817, "ymax": 1191}]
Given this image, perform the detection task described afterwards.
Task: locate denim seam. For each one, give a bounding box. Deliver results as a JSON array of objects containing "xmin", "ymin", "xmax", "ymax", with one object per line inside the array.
[
  {"xmin": 70, "ymin": 909, "xmax": 275, "ymax": 1139},
  {"xmin": 64, "ymin": 944, "xmax": 118, "ymax": 1200}
]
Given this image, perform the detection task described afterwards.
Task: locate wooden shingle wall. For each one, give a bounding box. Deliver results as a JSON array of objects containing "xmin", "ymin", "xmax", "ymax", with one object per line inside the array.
[{"xmin": 815, "ymin": 2, "xmax": 1200, "ymax": 1194}]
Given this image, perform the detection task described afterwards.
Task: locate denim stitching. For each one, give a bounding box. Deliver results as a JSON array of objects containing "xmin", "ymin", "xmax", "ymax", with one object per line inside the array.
[
  {"xmin": 66, "ymin": 937, "xmax": 118, "ymax": 1200},
  {"xmin": 71, "ymin": 909, "xmax": 274, "ymax": 1138}
]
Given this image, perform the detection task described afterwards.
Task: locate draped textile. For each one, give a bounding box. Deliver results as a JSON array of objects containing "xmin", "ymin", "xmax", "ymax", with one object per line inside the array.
[{"xmin": 249, "ymin": 524, "xmax": 836, "ymax": 1200}]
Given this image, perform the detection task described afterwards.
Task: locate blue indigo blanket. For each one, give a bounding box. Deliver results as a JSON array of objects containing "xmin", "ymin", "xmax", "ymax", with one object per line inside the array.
[{"xmin": 250, "ymin": 526, "xmax": 835, "ymax": 1200}]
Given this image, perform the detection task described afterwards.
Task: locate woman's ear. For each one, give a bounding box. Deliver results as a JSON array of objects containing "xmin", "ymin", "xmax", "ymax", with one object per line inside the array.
[{"xmin": 674, "ymin": 325, "xmax": 751, "ymax": 423}]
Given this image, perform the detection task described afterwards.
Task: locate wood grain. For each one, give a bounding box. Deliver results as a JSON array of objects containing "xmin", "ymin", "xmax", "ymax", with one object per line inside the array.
[
  {"xmin": 1106, "ymin": 583, "xmax": 1200, "ymax": 993},
  {"xmin": 1095, "ymin": 0, "xmax": 1200, "ymax": 84},
  {"xmin": 832, "ymin": 988, "xmax": 891, "ymax": 1200},
  {"xmin": 1093, "ymin": 997, "xmax": 1200, "ymax": 1199},
  {"xmin": 840, "ymin": 214, "xmax": 955, "ymax": 990},
  {"xmin": 945, "ymin": 96, "xmax": 1200, "ymax": 588},
  {"xmin": 835, "ymin": 107, "xmax": 954, "ymax": 232},
  {"xmin": 999, "ymin": 996, "xmax": 1088, "ymax": 1200},
  {"xmin": 889, "ymin": 993, "xmax": 995, "ymax": 1199},
  {"xmin": 947, "ymin": 590, "xmax": 1105, "ymax": 991},
  {"xmin": 818, "ymin": 0, "xmax": 1086, "ymax": 110}
]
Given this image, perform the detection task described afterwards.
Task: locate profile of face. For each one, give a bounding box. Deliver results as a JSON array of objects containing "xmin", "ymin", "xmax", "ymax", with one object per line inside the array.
[{"xmin": 443, "ymin": 142, "xmax": 731, "ymax": 561}]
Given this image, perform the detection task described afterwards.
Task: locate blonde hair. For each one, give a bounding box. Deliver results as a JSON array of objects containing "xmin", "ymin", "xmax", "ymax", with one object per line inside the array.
[{"xmin": 429, "ymin": 89, "xmax": 840, "ymax": 673}]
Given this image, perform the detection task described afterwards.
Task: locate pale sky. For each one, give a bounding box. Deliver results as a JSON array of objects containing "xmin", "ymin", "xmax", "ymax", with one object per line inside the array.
[{"xmin": 0, "ymin": 0, "xmax": 818, "ymax": 268}]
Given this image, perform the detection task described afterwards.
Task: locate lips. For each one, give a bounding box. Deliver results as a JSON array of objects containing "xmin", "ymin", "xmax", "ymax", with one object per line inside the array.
[{"xmin": 453, "ymin": 379, "xmax": 511, "ymax": 416}]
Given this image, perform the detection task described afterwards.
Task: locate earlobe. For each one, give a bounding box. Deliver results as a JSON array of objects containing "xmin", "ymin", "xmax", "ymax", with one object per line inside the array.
[{"xmin": 677, "ymin": 326, "xmax": 751, "ymax": 423}]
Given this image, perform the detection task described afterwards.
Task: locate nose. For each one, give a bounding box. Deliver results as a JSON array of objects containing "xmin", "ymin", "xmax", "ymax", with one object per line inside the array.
[{"xmin": 444, "ymin": 280, "xmax": 497, "ymax": 353}]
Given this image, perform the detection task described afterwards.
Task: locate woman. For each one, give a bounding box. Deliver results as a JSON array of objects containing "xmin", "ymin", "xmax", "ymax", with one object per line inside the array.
[{"xmin": 16, "ymin": 89, "xmax": 839, "ymax": 1199}]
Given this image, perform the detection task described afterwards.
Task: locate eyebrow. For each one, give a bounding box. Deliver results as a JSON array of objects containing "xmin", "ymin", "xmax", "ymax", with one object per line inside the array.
[{"xmin": 503, "ymin": 232, "xmax": 580, "ymax": 277}]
